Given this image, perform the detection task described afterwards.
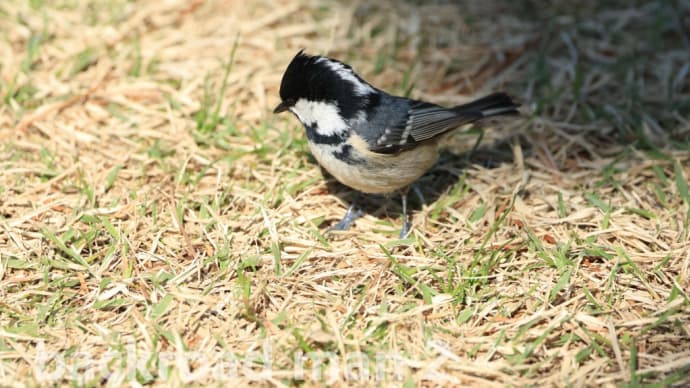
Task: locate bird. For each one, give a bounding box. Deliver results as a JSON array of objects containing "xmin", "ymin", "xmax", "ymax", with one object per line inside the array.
[{"xmin": 274, "ymin": 50, "xmax": 519, "ymax": 238}]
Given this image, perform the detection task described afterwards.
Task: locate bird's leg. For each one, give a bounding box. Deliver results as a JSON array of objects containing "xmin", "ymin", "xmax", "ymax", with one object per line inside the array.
[
  {"xmin": 464, "ymin": 127, "xmax": 485, "ymax": 163},
  {"xmin": 329, "ymin": 203, "xmax": 364, "ymax": 232},
  {"xmin": 412, "ymin": 185, "xmax": 425, "ymax": 204},
  {"xmin": 399, "ymin": 188, "xmax": 412, "ymax": 238}
]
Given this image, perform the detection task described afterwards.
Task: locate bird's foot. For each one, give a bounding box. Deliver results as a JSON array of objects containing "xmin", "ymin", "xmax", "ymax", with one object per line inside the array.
[
  {"xmin": 399, "ymin": 218, "xmax": 412, "ymax": 239},
  {"xmin": 328, "ymin": 205, "xmax": 363, "ymax": 232}
]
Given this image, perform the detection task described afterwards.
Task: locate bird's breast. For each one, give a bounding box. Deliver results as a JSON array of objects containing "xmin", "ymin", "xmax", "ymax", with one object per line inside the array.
[{"xmin": 308, "ymin": 133, "xmax": 439, "ymax": 194}]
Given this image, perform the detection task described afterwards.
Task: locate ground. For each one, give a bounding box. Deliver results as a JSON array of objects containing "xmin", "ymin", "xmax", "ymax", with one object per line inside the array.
[{"xmin": 1, "ymin": 0, "xmax": 689, "ymax": 386}]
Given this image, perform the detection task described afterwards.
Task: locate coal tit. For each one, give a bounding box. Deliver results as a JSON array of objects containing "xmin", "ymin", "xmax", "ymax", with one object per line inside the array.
[{"xmin": 274, "ymin": 50, "xmax": 519, "ymax": 237}]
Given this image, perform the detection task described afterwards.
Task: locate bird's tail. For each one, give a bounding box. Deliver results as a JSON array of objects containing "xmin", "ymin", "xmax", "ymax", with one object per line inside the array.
[{"xmin": 453, "ymin": 92, "xmax": 520, "ymax": 118}]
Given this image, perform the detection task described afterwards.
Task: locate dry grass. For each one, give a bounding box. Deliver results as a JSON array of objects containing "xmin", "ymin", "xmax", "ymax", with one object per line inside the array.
[{"xmin": 1, "ymin": 0, "xmax": 689, "ymax": 386}]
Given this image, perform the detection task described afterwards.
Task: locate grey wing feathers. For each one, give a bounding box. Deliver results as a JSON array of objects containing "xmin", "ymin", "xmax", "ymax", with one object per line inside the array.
[
  {"xmin": 367, "ymin": 92, "xmax": 518, "ymax": 154},
  {"xmin": 404, "ymin": 102, "xmax": 482, "ymax": 142},
  {"xmin": 368, "ymin": 101, "xmax": 480, "ymax": 154}
]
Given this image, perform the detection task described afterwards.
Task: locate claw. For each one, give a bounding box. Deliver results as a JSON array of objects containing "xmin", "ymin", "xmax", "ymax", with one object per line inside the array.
[{"xmin": 328, "ymin": 204, "xmax": 363, "ymax": 232}]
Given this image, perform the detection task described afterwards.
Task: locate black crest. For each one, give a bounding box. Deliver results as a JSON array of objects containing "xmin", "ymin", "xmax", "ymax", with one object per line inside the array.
[{"xmin": 277, "ymin": 50, "xmax": 375, "ymax": 119}]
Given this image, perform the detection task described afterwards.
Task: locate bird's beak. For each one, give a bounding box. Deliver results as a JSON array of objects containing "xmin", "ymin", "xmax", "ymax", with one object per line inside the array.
[{"xmin": 273, "ymin": 101, "xmax": 289, "ymax": 114}]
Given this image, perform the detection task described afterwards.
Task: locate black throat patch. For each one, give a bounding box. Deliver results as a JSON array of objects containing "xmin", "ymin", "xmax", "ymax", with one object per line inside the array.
[
  {"xmin": 332, "ymin": 144, "xmax": 364, "ymax": 165},
  {"xmin": 303, "ymin": 124, "xmax": 364, "ymax": 165},
  {"xmin": 304, "ymin": 123, "xmax": 349, "ymax": 145}
]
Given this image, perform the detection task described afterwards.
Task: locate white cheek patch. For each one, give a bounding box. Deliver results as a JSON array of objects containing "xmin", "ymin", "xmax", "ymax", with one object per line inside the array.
[
  {"xmin": 291, "ymin": 99, "xmax": 349, "ymax": 136},
  {"xmin": 318, "ymin": 58, "xmax": 375, "ymax": 96}
]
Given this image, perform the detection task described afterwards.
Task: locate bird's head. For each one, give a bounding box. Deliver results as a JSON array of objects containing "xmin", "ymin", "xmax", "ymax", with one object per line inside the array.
[{"xmin": 273, "ymin": 50, "xmax": 376, "ymax": 124}]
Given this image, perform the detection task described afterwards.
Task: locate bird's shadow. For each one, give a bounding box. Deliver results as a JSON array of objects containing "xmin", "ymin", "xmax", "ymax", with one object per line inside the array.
[{"xmin": 317, "ymin": 131, "xmax": 527, "ymax": 229}]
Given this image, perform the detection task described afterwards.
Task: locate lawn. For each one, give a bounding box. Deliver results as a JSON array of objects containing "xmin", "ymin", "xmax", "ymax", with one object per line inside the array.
[{"xmin": 1, "ymin": 0, "xmax": 689, "ymax": 386}]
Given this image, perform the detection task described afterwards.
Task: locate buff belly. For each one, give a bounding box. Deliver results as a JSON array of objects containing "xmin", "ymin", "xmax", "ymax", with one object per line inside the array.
[{"xmin": 308, "ymin": 136, "xmax": 439, "ymax": 194}]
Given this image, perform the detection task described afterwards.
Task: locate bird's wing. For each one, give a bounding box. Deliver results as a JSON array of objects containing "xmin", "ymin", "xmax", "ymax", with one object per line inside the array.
[{"xmin": 367, "ymin": 101, "xmax": 482, "ymax": 154}]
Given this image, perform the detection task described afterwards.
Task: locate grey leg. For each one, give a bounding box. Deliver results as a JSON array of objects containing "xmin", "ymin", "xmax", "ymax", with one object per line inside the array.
[
  {"xmin": 412, "ymin": 185, "xmax": 425, "ymax": 204},
  {"xmin": 329, "ymin": 203, "xmax": 364, "ymax": 232},
  {"xmin": 400, "ymin": 189, "xmax": 411, "ymax": 238}
]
